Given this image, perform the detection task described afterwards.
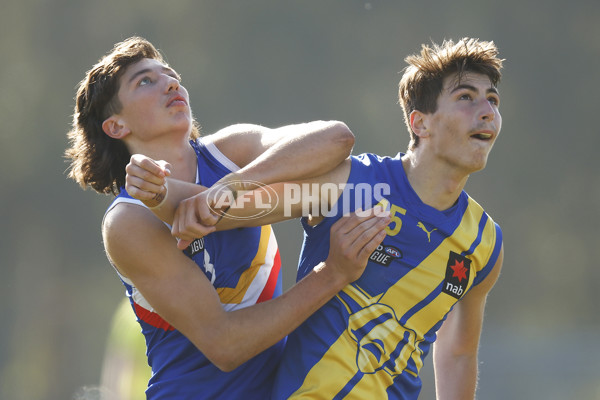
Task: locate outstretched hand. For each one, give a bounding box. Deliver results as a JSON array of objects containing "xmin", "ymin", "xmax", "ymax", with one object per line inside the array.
[{"xmin": 324, "ymin": 206, "xmax": 391, "ymax": 284}]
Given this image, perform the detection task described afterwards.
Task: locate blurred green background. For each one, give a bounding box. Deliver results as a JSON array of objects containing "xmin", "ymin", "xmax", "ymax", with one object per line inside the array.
[{"xmin": 1, "ymin": 0, "xmax": 599, "ymax": 399}]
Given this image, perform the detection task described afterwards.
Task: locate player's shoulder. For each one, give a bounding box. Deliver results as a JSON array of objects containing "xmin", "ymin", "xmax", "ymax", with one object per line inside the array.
[
  {"xmin": 203, "ymin": 124, "xmax": 263, "ymax": 150},
  {"xmin": 463, "ymin": 193, "xmax": 503, "ymax": 247},
  {"xmin": 103, "ymin": 201, "xmax": 175, "ymax": 276},
  {"xmin": 352, "ymin": 152, "xmax": 401, "ymax": 166},
  {"xmin": 348, "ymin": 152, "xmax": 402, "ymax": 184},
  {"xmin": 104, "ymin": 201, "xmax": 163, "ymax": 240},
  {"xmin": 464, "ymin": 194, "xmax": 500, "ymax": 223},
  {"xmin": 200, "ymin": 125, "xmax": 264, "ymax": 169}
]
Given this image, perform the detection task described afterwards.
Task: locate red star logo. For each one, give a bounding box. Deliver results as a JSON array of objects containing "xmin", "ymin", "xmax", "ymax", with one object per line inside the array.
[{"xmin": 450, "ymin": 260, "xmax": 468, "ymax": 282}]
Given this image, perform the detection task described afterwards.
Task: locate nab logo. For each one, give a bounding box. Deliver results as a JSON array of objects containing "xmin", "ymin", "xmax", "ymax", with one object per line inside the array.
[
  {"xmin": 369, "ymin": 244, "xmax": 402, "ymax": 267},
  {"xmin": 184, "ymin": 238, "xmax": 205, "ymax": 258},
  {"xmin": 441, "ymin": 251, "xmax": 471, "ymax": 299}
]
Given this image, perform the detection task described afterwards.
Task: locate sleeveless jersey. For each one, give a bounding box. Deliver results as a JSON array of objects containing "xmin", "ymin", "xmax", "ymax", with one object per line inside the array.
[
  {"xmin": 105, "ymin": 138, "xmax": 284, "ymax": 399},
  {"xmin": 272, "ymin": 153, "xmax": 502, "ymax": 400}
]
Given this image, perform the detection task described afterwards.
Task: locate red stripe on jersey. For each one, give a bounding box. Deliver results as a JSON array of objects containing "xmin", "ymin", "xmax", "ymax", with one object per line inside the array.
[
  {"xmin": 133, "ymin": 302, "xmax": 175, "ymax": 331},
  {"xmin": 256, "ymin": 249, "xmax": 281, "ymax": 303}
]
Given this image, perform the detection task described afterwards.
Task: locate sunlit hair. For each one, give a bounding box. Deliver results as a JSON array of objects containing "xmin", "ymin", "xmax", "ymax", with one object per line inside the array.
[
  {"xmin": 398, "ymin": 38, "xmax": 503, "ymax": 150},
  {"xmin": 65, "ymin": 36, "xmax": 201, "ymax": 195}
]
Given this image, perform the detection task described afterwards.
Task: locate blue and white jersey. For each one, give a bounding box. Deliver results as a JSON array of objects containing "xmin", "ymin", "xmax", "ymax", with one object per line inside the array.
[{"xmin": 106, "ymin": 137, "xmax": 284, "ymax": 400}]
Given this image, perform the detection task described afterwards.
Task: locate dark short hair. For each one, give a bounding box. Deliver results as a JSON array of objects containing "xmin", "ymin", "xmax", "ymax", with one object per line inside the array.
[{"xmin": 398, "ymin": 38, "xmax": 503, "ymax": 150}]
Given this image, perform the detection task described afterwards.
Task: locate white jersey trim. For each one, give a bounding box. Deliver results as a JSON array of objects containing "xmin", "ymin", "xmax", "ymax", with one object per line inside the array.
[
  {"xmin": 221, "ymin": 227, "xmax": 278, "ymax": 311},
  {"xmin": 104, "ymin": 196, "xmax": 166, "ymax": 314},
  {"xmin": 200, "ymin": 138, "xmax": 241, "ymax": 173}
]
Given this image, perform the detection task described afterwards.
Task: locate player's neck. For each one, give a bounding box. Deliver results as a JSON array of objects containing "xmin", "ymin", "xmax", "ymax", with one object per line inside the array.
[{"xmin": 401, "ymin": 151, "xmax": 469, "ymax": 211}]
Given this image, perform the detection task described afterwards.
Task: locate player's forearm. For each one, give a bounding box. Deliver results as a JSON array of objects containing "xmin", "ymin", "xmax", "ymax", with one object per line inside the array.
[
  {"xmin": 146, "ymin": 178, "xmax": 205, "ymax": 224},
  {"xmin": 212, "ymin": 158, "xmax": 350, "ymax": 232},
  {"xmin": 198, "ymin": 261, "xmax": 347, "ymax": 371},
  {"xmin": 434, "ymin": 353, "xmax": 479, "ymax": 400},
  {"xmin": 233, "ymin": 121, "xmax": 354, "ymax": 186}
]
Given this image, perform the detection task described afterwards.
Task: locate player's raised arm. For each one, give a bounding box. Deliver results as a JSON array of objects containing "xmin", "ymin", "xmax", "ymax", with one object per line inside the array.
[
  {"xmin": 170, "ymin": 158, "xmax": 352, "ymax": 248},
  {"xmin": 178, "ymin": 121, "xmax": 354, "ymax": 231},
  {"xmin": 206, "ymin": 121, "xmax": 354, "ymax": 184},
  {"xmin": 126, "ymin": 120, "xmax": 355, "ymax": 246}
]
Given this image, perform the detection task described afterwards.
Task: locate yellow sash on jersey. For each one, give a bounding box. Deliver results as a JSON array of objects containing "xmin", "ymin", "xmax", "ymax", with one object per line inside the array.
[{"xmin": 290, "ymin": 198, "xmax": 497, "ymax": 399}]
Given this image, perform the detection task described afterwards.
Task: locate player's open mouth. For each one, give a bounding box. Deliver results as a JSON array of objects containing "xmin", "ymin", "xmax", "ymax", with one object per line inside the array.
[{"xmin": 471, "ymin": 132, "xmax": 493, "ymax": 141}]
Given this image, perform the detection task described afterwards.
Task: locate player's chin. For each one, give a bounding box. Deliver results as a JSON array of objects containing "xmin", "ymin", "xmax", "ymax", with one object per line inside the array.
[
  {"xmin": 462, "ymin": 154, "xmax": 489, "ymax": 173},
  {"xmin": 471, "ymin": 157, "xmax": 489, "ymax": 172}
]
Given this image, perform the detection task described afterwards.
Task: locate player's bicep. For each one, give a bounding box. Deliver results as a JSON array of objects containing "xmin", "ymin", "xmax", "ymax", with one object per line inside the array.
[
  {"xmin": 207, "ymin": 124, "xmax": 271, "ymax": 168},
  {"xmin": 435, "ymin": 298, "xmax": 484, "ymax": 357}
]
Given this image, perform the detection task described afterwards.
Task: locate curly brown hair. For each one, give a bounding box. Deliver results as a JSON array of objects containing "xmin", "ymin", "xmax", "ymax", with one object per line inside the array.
[
  {"xmin": 398, "ymin": 38, "xmax": 503, "ymax": 150},
  {"xmin": 65, "ymin": 36, "xmax": 200, "ymax": 195}
]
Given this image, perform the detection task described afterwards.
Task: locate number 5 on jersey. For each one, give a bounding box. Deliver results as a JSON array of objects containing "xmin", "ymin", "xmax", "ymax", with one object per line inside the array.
[{"xmin": 376, "ymin": 198, "xmax": 406, "ymax": 236}]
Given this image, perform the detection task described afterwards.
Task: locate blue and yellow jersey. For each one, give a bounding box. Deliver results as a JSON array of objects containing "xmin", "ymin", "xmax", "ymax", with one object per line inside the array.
[
  {"xmin": 272, "ymin": 153, "xmax": 502, "ymax": 400},
  {"xmin": 106, "ymin": 138, "xmax": 284, "ymax": 400}
]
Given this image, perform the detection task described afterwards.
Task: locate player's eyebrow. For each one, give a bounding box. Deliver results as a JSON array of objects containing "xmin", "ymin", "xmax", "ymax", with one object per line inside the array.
[
  {"xmin": 128, "ymin": 68, "xmax": 151, "ymax": 84},
  {"xmin": 127, "ymin": 66, "xmax": 180, "ymax": 84},
  {"xmin": 450, "ymin": 84, "xmax": 499, "ymax": 95}
]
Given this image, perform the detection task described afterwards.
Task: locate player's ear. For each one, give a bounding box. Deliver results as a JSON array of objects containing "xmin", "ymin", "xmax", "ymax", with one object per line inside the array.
[
  {"xmin": 410, "ymin": 110, "xmax": 429, "ymax": 139},
  {"xmin": 102, "ymin": 116, "xmax": 131, "ymax": 139}
]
